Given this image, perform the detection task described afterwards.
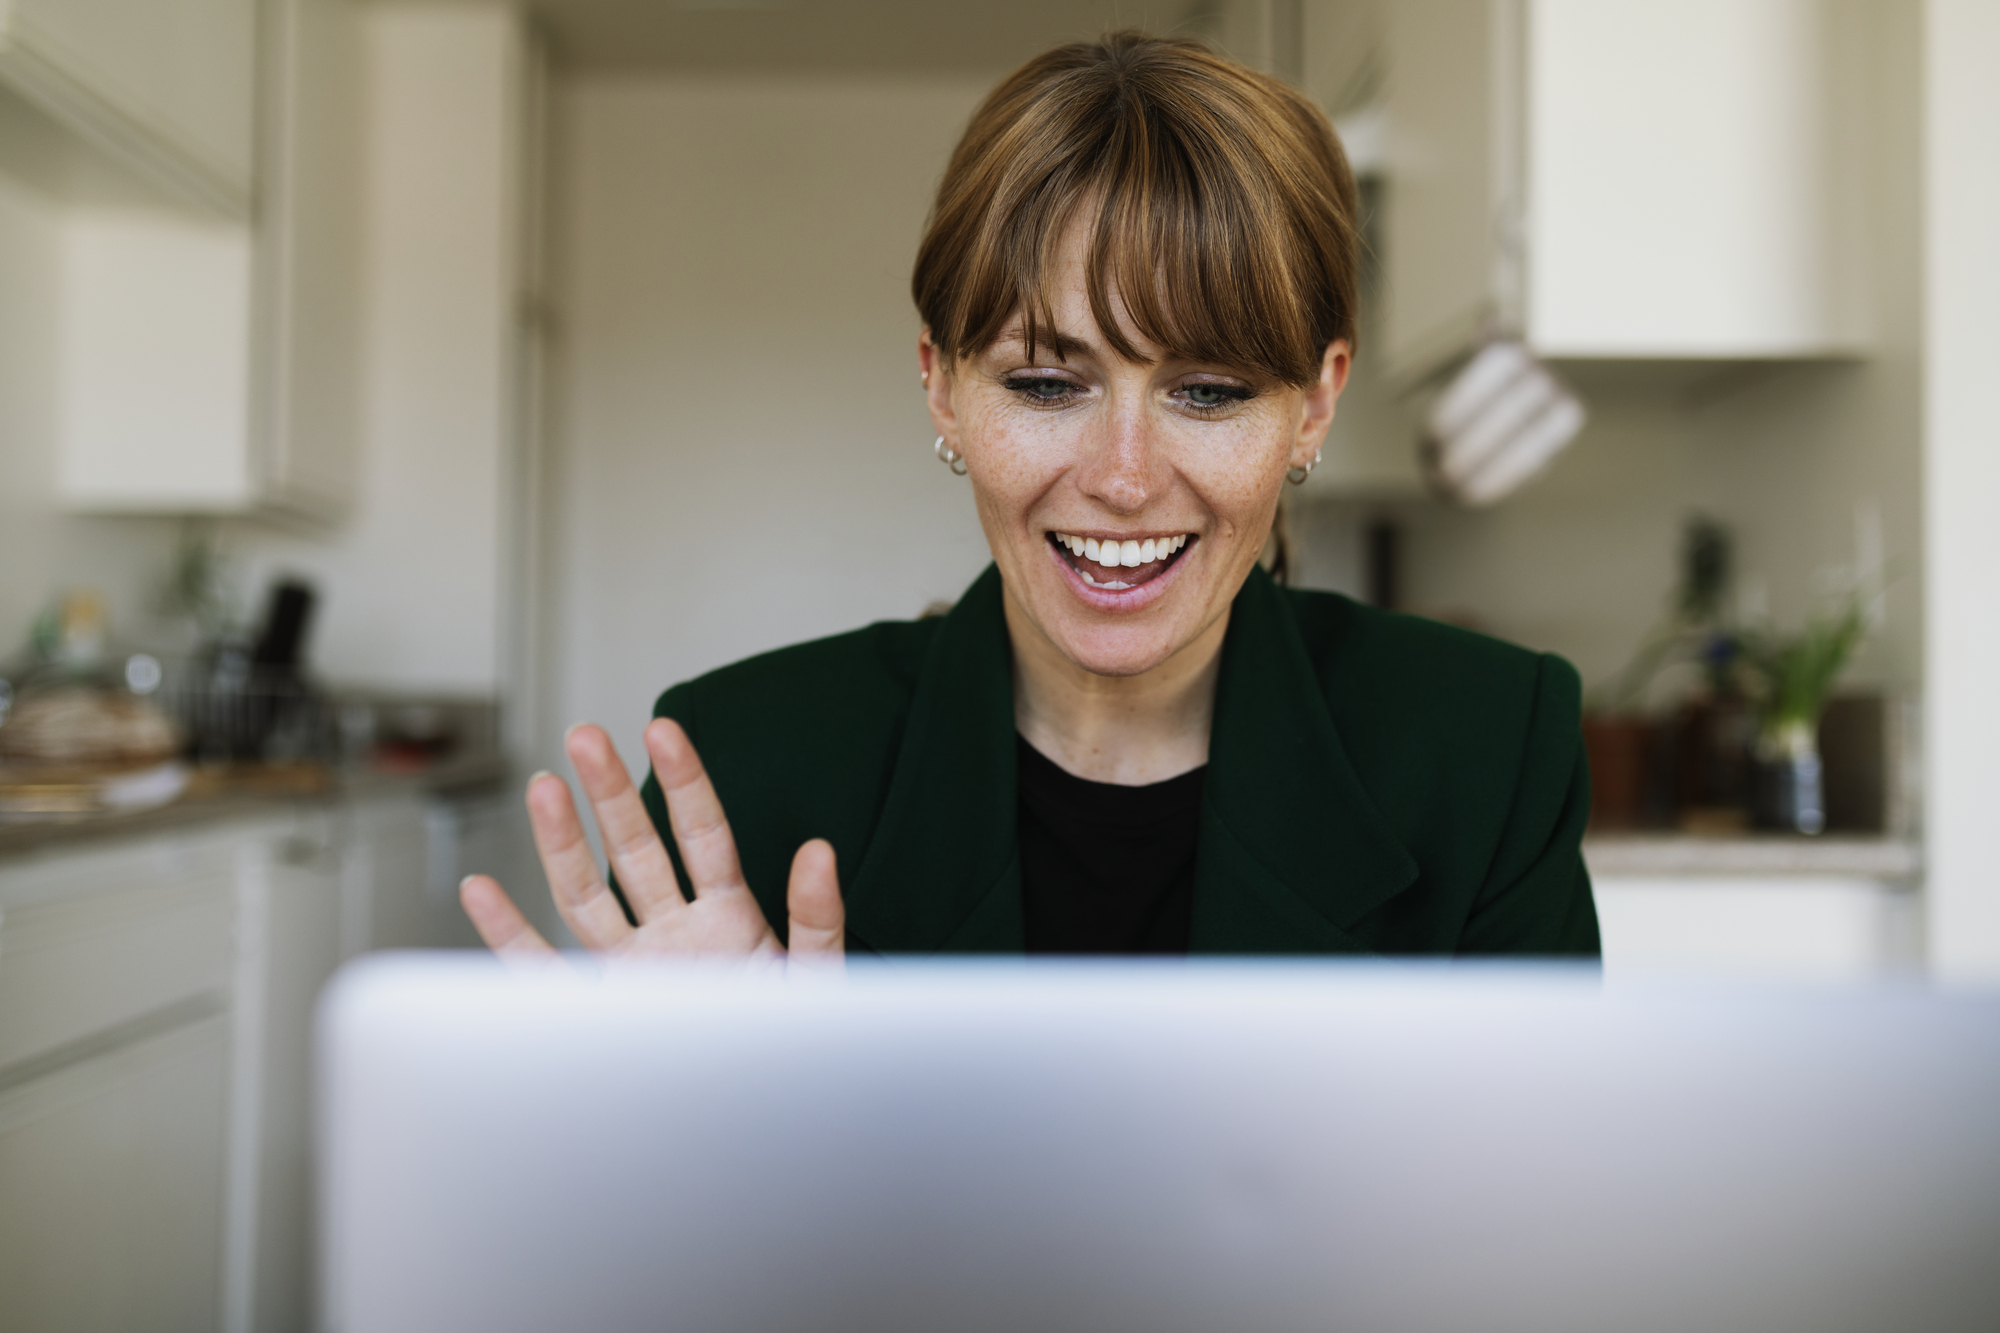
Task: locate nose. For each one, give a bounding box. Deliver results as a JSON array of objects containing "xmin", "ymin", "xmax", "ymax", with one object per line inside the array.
[{"xmin": 1071, "ymin": 396, "xmax": 1161, "ymax": 515}]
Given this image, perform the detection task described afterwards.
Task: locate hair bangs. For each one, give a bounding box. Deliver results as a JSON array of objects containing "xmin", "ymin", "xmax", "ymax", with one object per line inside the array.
[{"xmin": 915, "ymin": 31, "xmax": 1358, "ymax": 390}]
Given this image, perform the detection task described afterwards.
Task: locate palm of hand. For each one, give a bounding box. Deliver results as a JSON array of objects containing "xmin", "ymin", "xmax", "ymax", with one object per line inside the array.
[
  {"xmin": 460, "ymin": 719, "xmax": 844, "ymax": 966},
  {"xmin": 615, "ymin": 889, "xmax": 782, "ymax": 962}
]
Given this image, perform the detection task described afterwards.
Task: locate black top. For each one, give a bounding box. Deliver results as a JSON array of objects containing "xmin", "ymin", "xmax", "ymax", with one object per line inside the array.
[{"xmin": 1016, "ymin": 734, "xmax": 1205, "ymax": 954}]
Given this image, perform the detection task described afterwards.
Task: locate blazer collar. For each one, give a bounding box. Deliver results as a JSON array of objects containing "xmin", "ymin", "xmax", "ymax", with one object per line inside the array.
[
  {"xmin": 843, "ymin": 565, "xmax": 1024, "ymax": 953},
  {"xmin": 842, "ymin": 565, "xmax": 1417, "ymax": 954},
  {"xmin": 1188, "ymin": 567, "xmax": 1418, "ymax": 951}
]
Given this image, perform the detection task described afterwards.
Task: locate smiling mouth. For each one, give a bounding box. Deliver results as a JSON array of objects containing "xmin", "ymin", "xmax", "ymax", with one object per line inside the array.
[{"xmin": 1046, "ymin": 531, "xmax": 1197, "ymax": 591}]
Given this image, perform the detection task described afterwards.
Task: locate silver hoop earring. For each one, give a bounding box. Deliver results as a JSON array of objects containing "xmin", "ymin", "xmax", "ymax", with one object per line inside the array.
[
  {"xmin": 934, "ymin": 435, "xmax": 968, "ymax": 476},
  {"xmin": 1286, "ymin": 449, "xmax": 1322, "ymax": 486}
]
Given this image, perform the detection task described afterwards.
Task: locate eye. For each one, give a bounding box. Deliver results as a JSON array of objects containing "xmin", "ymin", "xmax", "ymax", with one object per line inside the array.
[
  {"xmin": 1005, "ymin": 375, "xmax": 1083, "ymax": 405},
  {"xmin": 1177, "ymin": 380, "xmax": 1255, "ymax": 413}
]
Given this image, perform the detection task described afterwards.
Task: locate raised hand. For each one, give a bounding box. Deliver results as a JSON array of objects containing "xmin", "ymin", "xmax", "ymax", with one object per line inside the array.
[{"xmin": 459, "ymin": 718, "xmax": 844, "ymax": 967}]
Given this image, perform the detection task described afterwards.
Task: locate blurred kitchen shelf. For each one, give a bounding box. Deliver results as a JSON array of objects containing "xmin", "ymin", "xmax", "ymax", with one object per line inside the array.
[{"xmin": 1584, "ymin": 835, "xmax": 1921, "ymax": 881}]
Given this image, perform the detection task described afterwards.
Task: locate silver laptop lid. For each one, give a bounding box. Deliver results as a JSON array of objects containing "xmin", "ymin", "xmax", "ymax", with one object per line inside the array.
[{"xmin": 320, "ymin": 956, "xmax": 2000, "ymax": 1333}]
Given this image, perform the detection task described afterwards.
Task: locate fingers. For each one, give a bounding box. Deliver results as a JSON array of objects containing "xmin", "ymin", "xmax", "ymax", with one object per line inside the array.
[
  {"xmin": 784, "ymin": 838, "xmax": 845, "ymax": 964},
  {"xmin": 642, "ymin": 718, "xmax": 753, "ymax": 903},
  {"xmin": 523, "ymin": 768, "xmax": 646, "ymax": 947},
  {"xmin": 459, "ymin": 874, "xmax": 556, "ymax": 962},
  {"xmin": 563, "ymin": 725, "xmax": 692, "ymax": 925}
]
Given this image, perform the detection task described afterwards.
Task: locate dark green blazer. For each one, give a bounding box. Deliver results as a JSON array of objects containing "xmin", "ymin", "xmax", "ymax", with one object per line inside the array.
[{"xmin": 638, "ymin": 564, "xmax": 1599, "ymax": 957}]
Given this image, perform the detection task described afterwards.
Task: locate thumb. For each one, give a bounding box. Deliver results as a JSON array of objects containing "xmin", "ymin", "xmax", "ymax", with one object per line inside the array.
[{"xmin": 784, "ymin": 838, "xmax": 845, "ymax": 964}]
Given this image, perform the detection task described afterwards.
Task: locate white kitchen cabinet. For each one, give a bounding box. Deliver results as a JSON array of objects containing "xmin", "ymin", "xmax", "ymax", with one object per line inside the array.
[
  {"xmin": 222, "ymin": 821, "xmax": 346, "ymax": 1333},
  {"xmin": 0, "ymin": 829, "xmax": 239, "ymax": 1333},
  {"xmin": 0, "ymin": 837, "xmax": 236, "ymax": 1074},
  {"xmin": 15, "ymin": 0, "xmax": 364, "ymax": 516},
  {"xmin": 0, "ymin": 0, "xmax": 256, "ymax": 218},
  {"xmin": 0, "ymin": 1015, "xmax": 233, "ymax": 1333},
  {"xmin": 1594, "ymin": 875, "xmax": 1921, "ymax": 980},
  {"xmin": 252, "ymin": 0, "xmax": 365, "ymax": 514},
  {"xmin": 1586, "ymin": 838, "xmax": 1924, "ymax": 980},
  {"xmin": 54, "ymin": 209, "xmax": 260, "ymax": 509},
  {"xmin": 0, "ymin": 784, "xmax": 486, "ymax": 1333},
  {"xmin": 1382, "ymin": 0, "xmax": 1868, "ymax": 376}
]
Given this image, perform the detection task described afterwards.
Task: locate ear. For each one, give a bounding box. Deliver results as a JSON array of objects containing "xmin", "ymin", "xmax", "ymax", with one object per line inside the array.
[
  {"xmin": 919, "ymin": 330, "xmax": 961, "ymax": 449},
  {"xmin": 1290, "ymin": 339, "xmax": 1353, "ymax": 471}
]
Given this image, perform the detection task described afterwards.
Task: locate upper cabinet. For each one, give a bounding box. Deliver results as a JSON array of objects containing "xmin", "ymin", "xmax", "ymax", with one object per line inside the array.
[
  {"xmin": 1382, "ymin": 0, "xmax": 1869, "ymax": 377},
  {"xmin": 1, "ymin": 0, "xmax": 363, "ymax": 517},
  {"xmin": 252, "ymin": 0, "xmax": 365, "ymax": 514},
  {"xmin": 54, "ymin": 209, "xmax": 260, "ymax": 509},
  {"xmin": 0, "ymin": 0, "xmax": 256, "ymax": 218}
]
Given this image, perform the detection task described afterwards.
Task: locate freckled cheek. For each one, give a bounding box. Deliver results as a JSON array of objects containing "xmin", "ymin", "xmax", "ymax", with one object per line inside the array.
[
  {"xmin": 1178, "ymin": 430, "xmax": 1290, "ymax": 536},
  {"xmin": 960, "ymin": 405, "xmax": 1075, "ymax": 528}
]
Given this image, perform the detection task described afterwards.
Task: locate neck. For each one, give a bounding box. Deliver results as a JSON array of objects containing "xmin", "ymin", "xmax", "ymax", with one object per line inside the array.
[{"xmin": 1004, "ymin": 590, "xmax": 1228, "ymax": 786}]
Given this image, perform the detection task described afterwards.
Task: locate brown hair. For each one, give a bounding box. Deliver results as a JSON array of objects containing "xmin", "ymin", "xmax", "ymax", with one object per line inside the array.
[{"xmin": 912, "ymin": 30, "xmax": 1360, "ymax": 388}]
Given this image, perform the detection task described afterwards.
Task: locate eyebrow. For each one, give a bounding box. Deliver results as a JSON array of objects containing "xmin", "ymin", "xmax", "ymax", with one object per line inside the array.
[{"xmin": 995, "ymin": 325, "xmax": 1095, "ymax": 364}]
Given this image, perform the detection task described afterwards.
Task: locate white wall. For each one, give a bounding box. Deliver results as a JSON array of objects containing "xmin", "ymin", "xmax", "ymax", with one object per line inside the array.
[
  {"xmin": 546, "ymin": 74, "xmax": 995, "ymax": 772},
  {"xmin": 1306, "ymin": 378, "xmax": 1731, "ymax": 688},
  {"xmin": 233, "ymin": 3, "xmax": 531, "ymax": 698},
  {"xmin": 0, "ymin": 158, "xmax": 180, "ymax": 665},
  {"xmin": 1924, "ymin": 0, "xmax": 2000, "ymax": 979}
]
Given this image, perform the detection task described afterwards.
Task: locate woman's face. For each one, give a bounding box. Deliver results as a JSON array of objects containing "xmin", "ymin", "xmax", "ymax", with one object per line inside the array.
[{"xmin": 921, "ymin": 232, "xmax": 1350, "ymax": 680}]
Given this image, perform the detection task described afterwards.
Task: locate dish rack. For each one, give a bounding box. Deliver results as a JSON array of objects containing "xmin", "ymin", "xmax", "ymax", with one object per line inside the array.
[{"xmin": 154, "ymin": 653, "xmax": 334, "ymax": 765}]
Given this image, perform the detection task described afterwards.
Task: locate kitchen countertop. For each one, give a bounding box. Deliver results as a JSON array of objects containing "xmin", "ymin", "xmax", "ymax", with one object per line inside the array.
[
  {"xmin": 0, "ymin": 750, "xmax": 511, "ymax": 862},
  {"xmin": 1583, "ymin": 833, "xmax": 1921, "ymax": 880},
  {"xmin": 6, "ymin": 767, "xmax": 1920, "ymax": 882}
]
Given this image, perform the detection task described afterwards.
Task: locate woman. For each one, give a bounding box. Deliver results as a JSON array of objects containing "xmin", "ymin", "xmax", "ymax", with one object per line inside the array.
[{"xmin": 461, "ymin": 32, "xmax": 1598, "ymax": 963}]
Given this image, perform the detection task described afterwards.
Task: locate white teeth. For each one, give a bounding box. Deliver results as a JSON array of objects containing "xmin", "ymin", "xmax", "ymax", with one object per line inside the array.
[
  {"xmin": 1056, "ymin": 532, "xmax": 1194, "ymax": 576},
  {"xmin": 1081, "ymin": 569, "xmax": 1097, "ymax": 586}
]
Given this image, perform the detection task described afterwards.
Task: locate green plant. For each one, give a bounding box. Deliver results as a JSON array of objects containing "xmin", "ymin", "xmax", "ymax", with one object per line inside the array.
[{"xmin": 1738, "ymin": 586, "xmax": 1872, "ymax": 760}]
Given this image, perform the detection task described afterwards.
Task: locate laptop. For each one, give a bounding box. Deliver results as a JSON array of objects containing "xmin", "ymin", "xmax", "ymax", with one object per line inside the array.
[{"xmin": 319, "ymin": 956, "xmax": 2000, "ymax": 1333}]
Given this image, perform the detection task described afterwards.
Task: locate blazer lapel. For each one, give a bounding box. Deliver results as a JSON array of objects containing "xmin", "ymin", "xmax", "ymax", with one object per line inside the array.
[
  {"xmin": 843, "ymin": 565, "xmax": 1024, "ymax": 954},
  {"xmin": 1190, "ymin": 569, "xmax": 1419, "ymax": 952},
  {"xmin": 843, "ymin": 564, "xmax": 1417, "ymax": 955}
]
